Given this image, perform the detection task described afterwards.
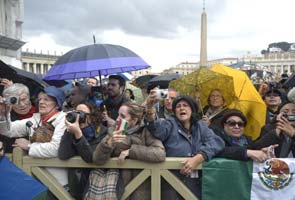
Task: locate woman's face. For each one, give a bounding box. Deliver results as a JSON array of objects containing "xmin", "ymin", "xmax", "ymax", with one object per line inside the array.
[
  {"xmin": 76, "ymin": 104, "xmax": 91, "ymax": 128},
  {"xmin": 279, "ymin": 103, "xmax": 295, "ymax": 126},
  {"xmin": 280, "ymin": 103, "xmax": 295, "ymax": 115},
  {"xmin": 175, "ymin": 100, "xmax": 192, "ymax": 125},
  {"xmin": 38, "ymin": 93, "xmax": 58, "ymax": 116},
  {"xmin": 209, "ymin": 90, "xmax": 224, "ymax": 108},
  {"xmin": 224, "ymin": 116, "xmax": 245, "ymax": 138},
  {"xmin": 116, "ymin": 105, "xmax": 138, "ymax": 129}
]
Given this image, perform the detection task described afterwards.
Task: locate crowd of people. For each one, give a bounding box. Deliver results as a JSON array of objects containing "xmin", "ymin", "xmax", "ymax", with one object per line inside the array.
[{"xmin": 0, "ymin": 73, "xmax": 295, "ymax": 199}]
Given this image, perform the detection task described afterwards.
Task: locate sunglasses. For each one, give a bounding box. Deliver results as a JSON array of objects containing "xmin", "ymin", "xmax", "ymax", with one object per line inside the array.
[
  {"xmin": 225, "ymin": 120, "xmax": 245, "ymax": 128},
  {"xmin": 0, "ymin": 147, "xmax": 3, "ymax": 151}
]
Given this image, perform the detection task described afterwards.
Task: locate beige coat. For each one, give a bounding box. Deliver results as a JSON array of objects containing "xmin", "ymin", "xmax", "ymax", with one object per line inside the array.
[{"xmin": 93, "ymin": 123, "xmax": 166, "ymax": 200}]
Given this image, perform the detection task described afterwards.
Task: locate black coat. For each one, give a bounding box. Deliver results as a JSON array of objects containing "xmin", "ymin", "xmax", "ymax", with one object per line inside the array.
[
  {"xmin": 58, "ymin": 125, "xmax": 107, "ymax": 162},
  {"xmin": 58, "ymin": 125, "xmax": 108, "ymax": 200},
  {"xmin": 202, "ymin": 105, "xmax": 228, "ymax": 130},
  {"xmin": 214, "ymin": 128, "xmax": 278, "ymax": 161},
  {"xmin": 102, "ymin": 95, "xmax": 130, "ymax": 120},
  {"xmin": 260, "ymin": 123, "xmax": 295, "ymax": 157}
]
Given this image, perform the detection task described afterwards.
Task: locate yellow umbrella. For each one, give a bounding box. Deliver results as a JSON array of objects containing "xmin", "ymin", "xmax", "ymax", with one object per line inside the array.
[
  {"xmin": 211, "ymin": 64, "xmax": 266, "ymax": 140},
  {"xmin": 169, "ymin": 68, "xmax": 235, "ymax": 113}
]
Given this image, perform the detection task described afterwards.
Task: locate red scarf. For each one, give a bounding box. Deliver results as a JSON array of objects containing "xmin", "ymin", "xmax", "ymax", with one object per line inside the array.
[
  {"xmin": 41, "ymin": 110, "xmax": 59, "ymax": 122},
  {"xmin": 18, "ymin": 106, "xmax": 36, "ymax": 120}
]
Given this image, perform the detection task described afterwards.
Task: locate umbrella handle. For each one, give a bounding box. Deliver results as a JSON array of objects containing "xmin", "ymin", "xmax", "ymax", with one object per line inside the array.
[
  {"xmin": 98, "ymin": 71, "xmax": 105, "ymax": 100},
  {"xmin": 196, "ymin": 97, "xmax": 204, "ymax": 116}
]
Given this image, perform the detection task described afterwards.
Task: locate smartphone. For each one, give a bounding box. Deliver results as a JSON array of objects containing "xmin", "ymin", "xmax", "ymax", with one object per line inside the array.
[{"xmin": 116, "ymin": 118, "xmax": 128, "ymax": 134}]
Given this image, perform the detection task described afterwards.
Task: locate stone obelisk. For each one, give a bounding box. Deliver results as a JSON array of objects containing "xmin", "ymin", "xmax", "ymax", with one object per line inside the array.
[{"xmin": 199, "ymin": 1, "xmax": 207, "ymax": 68}]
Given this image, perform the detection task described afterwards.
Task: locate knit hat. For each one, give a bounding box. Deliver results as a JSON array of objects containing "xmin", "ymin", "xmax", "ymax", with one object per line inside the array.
[
  {"xmin": 43, "ymin": 86, "xmax": 65, "ymax": 109},
  {"xmin": 221, "ymin": 109, "xmax": 247, "ymax": 127},
  {"xmin": 172, "ymin": 95, "xmax": 198, "ymax": 114}
]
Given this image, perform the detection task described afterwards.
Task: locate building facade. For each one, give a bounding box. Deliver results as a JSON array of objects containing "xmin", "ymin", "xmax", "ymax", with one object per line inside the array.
[
  {"xmin": 0, "ymin": 0, "xmax": 25, "ymax": 67},
  {"xmin": 244, "ymin": 51, "xmax": 295, "ymax": 75},
  {"xmin": 21, "ymin": 51, "xmax": 60, "ymax": 74},
  {"xmin": 162, "ymin": 62, "xmax": 197, "ymax": 75},
  {"xmin": 131, "ymin": 67, "xmax": 153, "ymax": 77}
]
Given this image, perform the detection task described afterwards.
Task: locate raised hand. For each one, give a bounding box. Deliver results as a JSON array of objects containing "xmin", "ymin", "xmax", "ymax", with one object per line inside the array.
[{"xmin": 247, "ymin": 149, "xmax": 268, "ymax": 162}]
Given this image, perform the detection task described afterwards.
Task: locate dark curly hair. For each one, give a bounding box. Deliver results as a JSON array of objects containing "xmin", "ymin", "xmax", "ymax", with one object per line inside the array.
[{"xmin": 75, "ymin": 100, "xmax": 102, "ymax": 130}]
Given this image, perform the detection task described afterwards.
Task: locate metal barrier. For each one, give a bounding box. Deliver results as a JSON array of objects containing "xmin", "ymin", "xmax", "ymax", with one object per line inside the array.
[{"xmin": 10, "ymin": 148, "xmax": 200, "ymax": 200}]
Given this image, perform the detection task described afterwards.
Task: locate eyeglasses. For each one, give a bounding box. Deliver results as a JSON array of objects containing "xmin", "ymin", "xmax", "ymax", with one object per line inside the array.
[{"xmin": 225, "ymin": 120, "xmax": 245, "ymax": 128}]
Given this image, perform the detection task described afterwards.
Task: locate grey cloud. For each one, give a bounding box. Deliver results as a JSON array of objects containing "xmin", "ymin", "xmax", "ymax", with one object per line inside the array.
[{"xmin": 23, "ymin": 0, "xmax": 225, "ymax": 47}]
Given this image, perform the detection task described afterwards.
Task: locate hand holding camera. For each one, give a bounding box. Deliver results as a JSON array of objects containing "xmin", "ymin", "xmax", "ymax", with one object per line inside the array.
[
  {"xmin": 66, "ymin": 110, "xmax": 87, "ymax": 123},
  {"xmin": 275, "ymin": 113, "xmax": 295, "ymax": 137},
  {"xmin": 65, "ymin": 110, "xmax": 87, "ymax": 138},
  {"xmin": 145, "ymin": 87, "xmax": 164, "ymax": 108},
  {"xmin": 0, "ymin": 96, "xmax": 13, "ymax": 119},
  {"xmin": 155, "ymin": 89, "xmax": 168, "ymax": 100}
]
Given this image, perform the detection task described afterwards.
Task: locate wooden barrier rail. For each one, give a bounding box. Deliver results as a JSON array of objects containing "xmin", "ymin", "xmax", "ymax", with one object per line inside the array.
[{"xmin": 8, "ymin": 148, "xmax": 201, "ymax": 200}]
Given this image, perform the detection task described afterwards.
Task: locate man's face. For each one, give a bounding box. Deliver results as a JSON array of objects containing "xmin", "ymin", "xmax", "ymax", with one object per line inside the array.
[
  {"xmin": 107, "ymin": 79, "xmax": 123, "ymax": 98},
  {"xmin": 12, "ymin": 92, "xmax": 32, "ymax": 115},
  {"xmin": 264, "ymin": 92, "xmax": 282, "ymax": 107},
  {"xmin": 69, "ymin": 88, "xmax": 85, "ymax": 106},
  {"xmin": 164, "ymin": 90, "xmax": 178, "ymax": 112}
]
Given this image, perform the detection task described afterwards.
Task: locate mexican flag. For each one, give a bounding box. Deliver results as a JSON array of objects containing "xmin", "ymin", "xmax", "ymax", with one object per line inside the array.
[
  {"xmin": 202, "ymin": 158, "xmax": 295, "ymax": 200},
  {"xmin": 0, "ymin": 156, "xmax": 48, "ymax": 200}
]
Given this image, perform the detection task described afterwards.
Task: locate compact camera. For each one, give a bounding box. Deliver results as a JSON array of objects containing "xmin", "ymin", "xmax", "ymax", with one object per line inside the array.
[
  {"xmin": 66, "ymin": 110, "xmax": 87, "ymax": 123},
  {"xmin": 155, "ymin": 89, "xmax": 168, "ymax": 100},
  {"xmin": 5, "ymin": 96, "xmax": 19, "ymax": 105},
  {"xmin": 282, "ymin": 114, "xmax": 295, "ymax": 122}
]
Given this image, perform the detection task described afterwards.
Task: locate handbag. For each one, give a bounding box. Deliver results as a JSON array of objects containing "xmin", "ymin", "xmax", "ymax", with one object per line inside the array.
[
  {"xmin": 31, "ymin": 121, "xmax": 55, "ymax": 143},
  {"xmin": 84, "ymin": 169, "xmax": 120, "ymax": 200}
]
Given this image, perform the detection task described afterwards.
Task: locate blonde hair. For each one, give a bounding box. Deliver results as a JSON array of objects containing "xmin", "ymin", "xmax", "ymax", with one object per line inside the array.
[{"xmin": 122, "ymin": 102, "xmax": 145, "ymax": 123}]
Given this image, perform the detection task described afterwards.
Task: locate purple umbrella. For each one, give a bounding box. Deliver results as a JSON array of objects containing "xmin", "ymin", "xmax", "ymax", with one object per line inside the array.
[{"xmin": 43, "ymin": 44, "xmax": 150, "ymax": 85}]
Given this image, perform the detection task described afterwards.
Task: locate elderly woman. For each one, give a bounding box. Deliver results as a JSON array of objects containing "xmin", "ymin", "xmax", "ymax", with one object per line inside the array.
[
  {"xmin": 214, "ymin": 109, "xmax": 276, "ymax": 162},
  {"xmin": 90, "ymin": 101, "xmax": 165, "ymax": 200},
  {"xmin": 145, "ymin": 94, "xmax": 225, "ymax": 199},
  {"xmin": 58, "ymin": 100, "xmax": 107, "ymax": 200},
  {"xmin": 0, "ymin": 83, "xmax": 36, "ymax": 153},
  {"xmin": 0, "ymin": 86, "xmax": 68, "ymax": 193},
  {"xmin": 202, "ymin": 89, "xmax": 228, "ymax": 129}
]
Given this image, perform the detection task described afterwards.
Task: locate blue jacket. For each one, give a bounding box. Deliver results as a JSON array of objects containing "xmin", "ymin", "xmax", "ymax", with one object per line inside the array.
[
  {"xmin": 146, "ymin": 116, "xmax": 225, "ymax": 199},
  {"xmin": 146, "ymin": 116, "xmax": 224, "ymax": 160}
]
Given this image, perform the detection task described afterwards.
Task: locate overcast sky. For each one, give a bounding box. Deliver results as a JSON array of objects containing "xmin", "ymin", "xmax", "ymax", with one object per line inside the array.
[{"xmin": 22, "ymin": 0, "xmax": 295, "ymax": 72}]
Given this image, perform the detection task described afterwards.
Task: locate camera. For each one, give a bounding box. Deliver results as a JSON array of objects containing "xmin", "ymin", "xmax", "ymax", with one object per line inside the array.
[
  {"xmin": 5, "ymin": 96, "xmax": 19, "ymax": 105},
  {"xmin": 66, "ymin": 110, "xmax": 87, "ymax": 123},
  {"xmin": 155, "ymin": 89, "xmax": 168, "ymax": 100},
  {"xmin": 282, "ymin": 114, "xmax": 295, "ymax": 122}
]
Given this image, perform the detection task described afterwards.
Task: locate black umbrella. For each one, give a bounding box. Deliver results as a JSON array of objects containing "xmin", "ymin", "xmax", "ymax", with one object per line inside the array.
[
  {"xmin": 147, "ymin": 73, "xmax": 183, "ymax": 90},
  {"xmin": 0, "ymin": 60, "xmax": 48, "ymax": 96},
  {"xmin": 283, "ymin": 73, "xmax": 295, "ymax": 88},
  {"xmin": 131, "ymin": 74, "xmax": 158, "ymax": 89}
]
